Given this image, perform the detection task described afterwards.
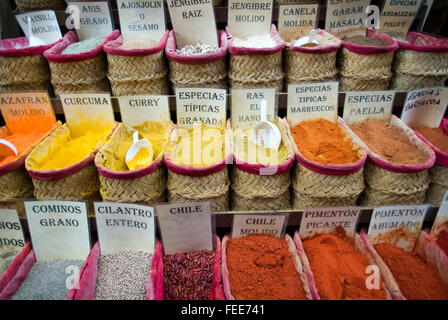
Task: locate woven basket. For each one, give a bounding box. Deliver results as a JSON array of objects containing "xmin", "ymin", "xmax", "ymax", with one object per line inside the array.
[
  {"xmin": 227, "ymin": 25, "xmax": 285, "ymax": 92},
  {"xmin": 338, "ymin": 29, "xmax": 398, "ymax": 91},
  {"xmin": 44, "ymin": 31, "xmax": 120, "ymax": 97},
  {"xmin": 391, "ymin": 32, "xmax": 448, "ymax": 91},
  {"xmin": 0, "ymin": 37, "xmax": 58, "ymax": 94},
  {"xmin": 25, "ymin": 123, "xmax": 117, "ymax": 216},
  {"xmin": 0, "ymin": 123, "xmax": 60, "ymax": 218},
  {"xmin": 104, "ymin": 31, "xmax": 170, "ymax": 96},
  {"xmin": 230, "ymin": 118, "xmax": 294, "ymax": 211},
  {"xmin": 166, "ymin": 30, "xmax": 228, "ymax": 91},
  {"xmin": 284, "ymin": 29, "xmax": 341, "ymax": 89},
  {"xmin": 347, "ymin": 116, "xmax": 435, "ymax": 207},
  {"xmin": 287, "ymin": 118, "xmax": 367, "ymax": 209},
  {"xmin": 95, "ymin": 123, "xmax": 173, "ymax": 206},
  {"xmin": 164, "ymin": 124, "xmax": 231, "ymax": 212},
  {"xmin": 15, "ymin": 0, "xmax": 66, "ymax": 10}
]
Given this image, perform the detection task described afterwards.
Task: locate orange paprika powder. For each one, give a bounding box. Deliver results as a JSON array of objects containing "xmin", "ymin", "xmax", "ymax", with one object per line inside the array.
[
  {"xmin": 374, "ymin": 242, "xmax": 448, "ymax": 300},
  {"xmin": 226, "ymin": 234, "xmax": 308, "ymax": 300},
  {"xmin": 412, "ymin": 125, "xmax": 448, "ymax": 154},
  {"xmin": 302, "ymin": 229, "xmax": 386, "ymax": 300},
  {"xmin": 437, "ymin": 230, "xmax": 448, "ymax": 257},
  {"xmin": 291, "ymin": 118, "xmax": 358, "ymax": 165}
]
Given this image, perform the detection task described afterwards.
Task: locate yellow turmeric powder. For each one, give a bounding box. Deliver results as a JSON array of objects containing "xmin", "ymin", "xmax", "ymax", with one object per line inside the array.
[
  {"xmin": 234, "ymin": 127, "xmax": 288, "ymax": 165},
  {"xmin": 171, "ymin": 124, "xmax": 225, "ymax": 167}
]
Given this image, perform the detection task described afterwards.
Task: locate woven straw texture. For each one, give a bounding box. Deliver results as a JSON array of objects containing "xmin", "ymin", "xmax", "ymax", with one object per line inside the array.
[
  {"xmin": 229, "ymin": 52, "xmax": 283, "ymax": 91},
  {"xmin": 285, "ymin": 49, "xmax": 337, "ymax": 87},
  {"xmin": 338, "ymin": 47, "xmax": 395, "ymax": 91},
  {"xmin": 359, "ymin": 162, "xmax": 429, "ymax": 207},
  {"xmin": 99, "ymin": 166, "xmax": 167, "ymax": 206},
  {"xmin": 0, "ymin": 166, "xmax": 33, "ymax": 202},
  {"xmin": 231, "ymin": 167, "xmax": 291, "ymax": 211},
  {"xmin": 391, "ymin": 50, "xmax": 448, "ymax": 90},
  {"xmin": 425, "ymin": 164, "xmax": 448, "ymax": 206},
  {"xmin": 0, "ymin": 54, "xmax": 51, "ymax": 93},
  {"xmin": 292, "ymin": 163, "xmax": 365, "ymax": 209},
  {"xmin": 0, "ymin": 201, "xmax": 27, "ymax": 219},
  {"xmin": 49, "ymin": 54, "xmax": 110, "ymax": 97},
  {"xmin": 167, "ymin": 168, "xmax": 230, "ymax": 212},
  {"xmin": 15, "ymin": 0, "xmax": 66, "ymax": 10},
  {"xmin": 169, "ymin": 58, "xmax": 227, "ymax": 90},
  {"xmin": 107, "ymin": 51, "xmax": 169, "ymax": 96}
]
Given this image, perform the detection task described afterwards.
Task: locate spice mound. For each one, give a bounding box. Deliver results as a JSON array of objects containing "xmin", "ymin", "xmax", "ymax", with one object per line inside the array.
[
  {"xmin": 163, "ymin": 250, "xmax": 215, "ymax": 300},
  {"xmin": 303, "ymin": 232, "xmax": 386, "ymax": 300},
  {"xmin": 62, "ymin": 37, "xmax": 104, "ymax": 54},
  {"xmin": 226, "ymin": 234, "xmax": 307, "ymax": 300},
  {"xmin": 11, "ymin": 259, "xmax": 83, "ymax": 300},
  {"xmin": 103, "ymin": 121, "xmax": 169, "ymax": 171},
  {"xmin": 412, "ymin": 125, "xmax": 448, "ymax": 154},
  {"xmin": 119, "ymin": 38, "xmax": 159, "ymax": 50},
  {"xmin": 171, "ymin": 124, "xmax": 225, "ymax": 167},
  {"xmin": 291, "ymin": 118, "xmax": 358, "ymax": 165},
  {"xmin": 232, "ymin": 34, "xmax": 278, "ymax": 49},
  {"xmin": 374, "ymin": 242, "xmax": 448, "ymax": 300},
  {"xmin": 176, "ymin": 43, "xmax": 218, "ymax": 56},
  {"xmin": 351, "ymin": 120, "xmax": 427, "ymax": 165},
  {"xmin": 95, "ymin": 251, "xmax": 153, "ymax": 300},
  {"xmin": 342, "ymin": 35, "xmax": 388, "ymax": 46},
  {"xmin": 0, "ymin": 245, "xmax": 20, "ymax": 275},
  {"xmin": 0, "ymin": 131, "xmax": 48, "ymax": 166},
  {"xmin": 437, "ymin": 230, "xmax": 448, "ymax": 257},
  {"xmin": 234, "ymin": 127, "xmax": 288, "ymax": 165},
  {"xmin": 34, "ymin": 129, "xmax": 110, "ymax": 170}
]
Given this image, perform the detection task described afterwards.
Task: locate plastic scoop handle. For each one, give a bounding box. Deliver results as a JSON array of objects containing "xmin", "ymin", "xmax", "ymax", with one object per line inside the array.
[{"xmin": 0, "ymin": 139, "xmax": 18, "ymax": 158}]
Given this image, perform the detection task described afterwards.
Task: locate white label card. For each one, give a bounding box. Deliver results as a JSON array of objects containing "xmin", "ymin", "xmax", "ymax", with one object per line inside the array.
[
  {"xmin": 287, "ymin": 81, "xmax": 339, "ymax": 126},
  {"xmin": 401, "ymin": 87, "xmax": 448, "ymax": 128},
  {"xmin": 118, "ymin": 95, "xmax": 170, "ymax": 129},
  {"xmin": 60, "ymin": 93, "xmax": 115, "ymax": 137},
  {"xmin": 380, "ymin": 0, "xmax": 422, "ymax": 40},
  {"xmin": 368, "ymin": 205, "xmax": 429, "ymax": 252},
  {"xmin": 156, "ymin": 201, "xmax": 214, "ymax": 255},
  {"xmin": 227, "ymin": 0, "xmax": 273, "ymax": 39},
  {"xmin": 343, "ymin": 91, "xmax": 395, "ymax": 126},
  {"xmin": 278, "ymin": 3, "xmax": 319, "ymax": 42},
  {"xmin": 325, "ymin": 0, "xmax": 370, "ymax": 35},
  {"xmin": 24, "ymin": 200, "xmax": 91, "ymax": 262},
  {"xmin": 94, "ymin": 202, "xmax": 155, "ymax": 255},
  {"xmin": 231, "ymin": 88, "xmax": 277, "ymax": 129},
  {"xmin": 117, "ymin": 0, "xmax": 166, "ymax": 41},
  {"xmin": 68, "ymin": 1, "xmax": 114, "ymax": 41},
  {"xmin": 15, "ymin": 10, "xmax": 62, "ymax": 45},
  {"xmin": 431, "ymin": 190, "xmax": 448, "ymax": 237},
  {"xmin": 176, "ymin": 88, "xmax": 227, "ymax": 129},
  {"xmin": 0, "ymin": 209, "xmax": 25, "ymax": 249},
  {"xmin": 167, "ymin": 0, "xmax": 218, "ymax": 48},
  {"xmin": 231, "ymin": 213, "xmax": 288, "ymax": 238},
  {"xmin": 299, "ymin": 207, "xmax": 361, "ymax": 239}
]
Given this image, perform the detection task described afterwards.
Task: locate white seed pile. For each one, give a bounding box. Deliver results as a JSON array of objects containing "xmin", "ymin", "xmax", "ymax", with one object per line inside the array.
[
  {"xmin": 119, "ymin": 38, "xmax": 159, "ymax": 50},
  {"xmin": 62, "ymin": 37, "xmax": 104, "ymax": 54},
  {"xmin": 11, "ymin": 259, "xmax": 83, "ymax": 300},
  {"xmin": 0, "ymin": 245, "xmax": 20, "ymax": 275},
  {"xmin": 232, "ymin": 34, "xmax": 278, "ymax": 48},
  {"xmin": 176, "ymin": 42, "xmax": 219, "ymax": 55},
  {"xmin": 95, "ymin": 251, "xmax": 153, "ymax": 300}
]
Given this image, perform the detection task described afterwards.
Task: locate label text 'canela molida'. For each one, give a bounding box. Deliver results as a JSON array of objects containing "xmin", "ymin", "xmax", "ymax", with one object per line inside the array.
[{"xmin": 97, "ymin": 205, "xmax": 153, "ymax": 230}]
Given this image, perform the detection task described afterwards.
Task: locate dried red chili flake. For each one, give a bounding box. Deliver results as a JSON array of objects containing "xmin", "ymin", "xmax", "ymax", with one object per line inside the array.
[{"xmin": 163, "ymin": 250, "xmax": 215, "ymax": 300}]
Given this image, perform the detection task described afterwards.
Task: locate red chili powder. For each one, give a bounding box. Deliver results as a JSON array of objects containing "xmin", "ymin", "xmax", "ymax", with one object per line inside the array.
[
  {"xmin": 291, "ymin": 118, "xmax": 358, "ymax": 165},
  {"xmin": 374, "ymin": 242, "xmax": 448, "ymax": 300},
  {"xmin": 303, "ymin": 231, "xmax": 386, "ymax": 300},
  {"xmin": 412, "ymin": 125, "xmax": 448, "ymax": 154},
  {"xmin": 351, "ymin": 120, "xmax": 427, "ymax": 165},
  {"xmin": 226, "ymin": 234, "xmax": 307, "ymax": 300},
  {"xmin": 436, "ymin": 230, "xmax": 448, "ymax": 258}
]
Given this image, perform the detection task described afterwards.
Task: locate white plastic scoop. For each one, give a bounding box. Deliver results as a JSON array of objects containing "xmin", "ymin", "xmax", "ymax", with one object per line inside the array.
[
  {"xmin": 0, "ymin": 139, "xmax": 18, "ymax": 158},
  {"xmin": 294, "ymin": 29, "xmax": 319, "ymax": 47},
  {"xmin": 252, "ymin": 99, "xmax": 281, "ymax": 150},
  {"xmin": 27, "ymin": 16, "xmax": 45, "ymax": 47},
  {"xmin": 125, "ymin": 131, "xmax": 154, "ymax": 170}
]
